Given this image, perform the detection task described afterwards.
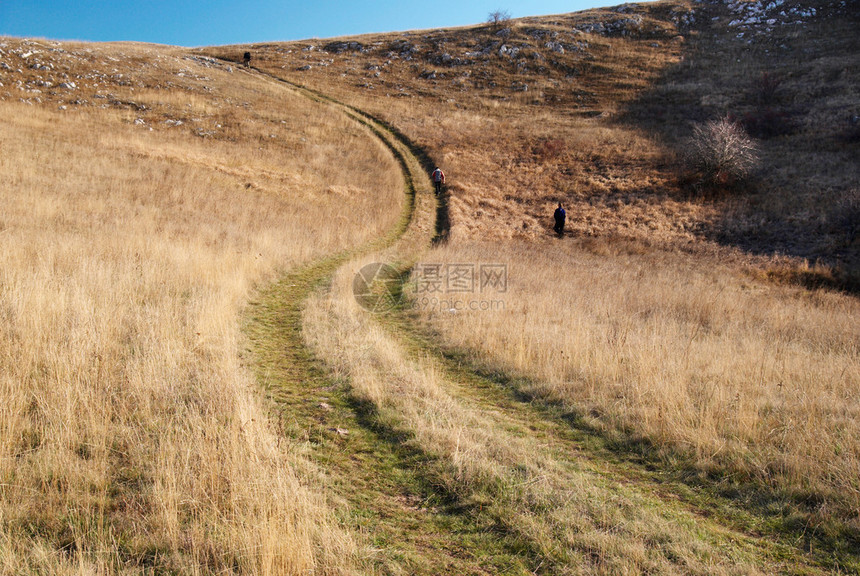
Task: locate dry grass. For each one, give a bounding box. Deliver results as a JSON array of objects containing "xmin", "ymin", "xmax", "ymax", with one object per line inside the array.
[
  {"xmin": 0, "ymin": 38, "xmax": 402, "ymax": 573},
  {"xmin": 413, "ymin": 239, "xmax": 860, "ymax": 524},
  {"xmin": 234, "ymin": 0, "xmax": 857, "ymax": 277},
  {"xmin": 1, "ymin": 0, "xmax": 857, "ymax": 570},
  {"xmin": 303, "ymin": 252, "xmax": 804, "ymax": 575},
  {"xmin": 235, "ymin": 11, "xmax": 696, "ymax": 245}
]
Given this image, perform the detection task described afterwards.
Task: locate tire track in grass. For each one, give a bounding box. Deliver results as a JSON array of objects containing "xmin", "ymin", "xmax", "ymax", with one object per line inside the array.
[
  {"xmin": 241, "ymin": 69, "xmax": 523, "ymax": 575},
  {"xmin": 305, "ymin": 264, "xmax": 827, "ymax": 576}
]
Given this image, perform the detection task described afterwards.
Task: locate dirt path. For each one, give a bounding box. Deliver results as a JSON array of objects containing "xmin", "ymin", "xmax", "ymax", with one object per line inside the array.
[
  {"xmin": 241, "ymin": 67, "xmax": 833, "ymax": 575},
  {"xmin": 242, "ymin": 69, "xmax": 500, "ymax": 574}
]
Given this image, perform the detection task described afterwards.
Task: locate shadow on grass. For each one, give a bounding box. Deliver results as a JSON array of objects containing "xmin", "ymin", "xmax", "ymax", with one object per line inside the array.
[
  {"xmin": 353, "ymin": 112, "xmax": 452, "ymax": 245},
  {"xmin": 613, "ymin": 2, "xmax": 860, "ymax": 295}
]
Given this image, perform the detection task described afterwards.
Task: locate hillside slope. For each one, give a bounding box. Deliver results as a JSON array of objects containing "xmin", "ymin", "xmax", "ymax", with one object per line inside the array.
[
  {"xmin": 200, "ymin": 1, "xmax": 860, "ymax": 570},
  {"xmin": 208, "ymin": 0, "xmax": 858, "ymax": 286},
  {"xmin": 1, "ymin": 0, "xmax": 858, "ymax": 572}
]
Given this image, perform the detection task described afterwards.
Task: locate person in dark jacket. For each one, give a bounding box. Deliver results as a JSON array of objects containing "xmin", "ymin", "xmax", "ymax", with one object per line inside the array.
[{"xmin": 553, "ymin": 202, "xmax": 566, "ymax": 236}]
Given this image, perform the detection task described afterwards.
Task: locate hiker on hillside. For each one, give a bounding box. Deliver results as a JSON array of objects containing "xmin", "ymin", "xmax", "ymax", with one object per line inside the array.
[
  {"xmin": 243, "ymin": 52, "xmax": 251, "ymax": 67},
  {"xmin": 553, "ymin": 202, "xmax": 566, "ymax": 236},
  {"xmin": 431, "ymin": 167, "xmax": 445, "ymax": 195}
]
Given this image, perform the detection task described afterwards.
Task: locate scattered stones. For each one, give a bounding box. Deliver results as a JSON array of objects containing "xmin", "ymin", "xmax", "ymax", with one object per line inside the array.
[
  {"xmin": 183, "ymin": 55, "xmax": 231, "ymax": 71},
  {"xmin": 546, "ymin": 41, "xmax": 565, "ymax": 54},
  {"xmin": 323, "ymin": 41, "xmax": 365, "ymax": 54},
  {"xmin": 576, "ymin": 15, "xmax": 643, "ymax": 37},
  {"xmin": 464, "ymin": 42, "xmax": 496, "ymax": 58},
  {"xmin": 525, "ymin": 28, "xmax": 556, "ymax": 40},
  {"xmin": 672, "ymin": 7, "xmax": 697, "ymax": 30},
  {"xmin": 431, "ymin": 52, "xmax": 470, "ymax": 66},
  {"xmin": 389, "ymin": 39, "xmax": 418, "ymax": 59},
  {"xmin": 725, "ymin": 0, "xmax": 819, "ymax": 34},
  {"xmin": 498, "ymin": 44, "xmax": 521, "ymax": 58}
]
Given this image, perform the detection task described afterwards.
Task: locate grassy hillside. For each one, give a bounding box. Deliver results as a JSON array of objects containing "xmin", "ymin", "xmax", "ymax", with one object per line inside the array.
[
  {"xmin": 210, "ymin": 0, "xmax": 858, "ymax": 286},
  {"xmin": 202, "ymin": 0, "xmax": 859, "ymax": 570},
  {"xmin": 1, "ymin": 0, "xmax": 858, "ymax": 572}
]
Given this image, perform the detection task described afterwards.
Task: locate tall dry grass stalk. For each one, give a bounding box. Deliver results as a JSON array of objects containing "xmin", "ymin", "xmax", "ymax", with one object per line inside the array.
[
  {"xmin": 0, "ymin": 55, "xmax": 402, "ymax": 573},
  {"xmin": 415, "ymin": 240, "xmax": 860, "ymax": 520}
]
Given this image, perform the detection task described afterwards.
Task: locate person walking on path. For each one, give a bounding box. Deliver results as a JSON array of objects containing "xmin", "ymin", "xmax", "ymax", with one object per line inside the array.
[
  {"xmin": 553, "ymin": 202, "xmax": 566, "ymax": 236},
  {"xmin": 431, "ymin": 167, "xmax": 445, "ymax": 195}
]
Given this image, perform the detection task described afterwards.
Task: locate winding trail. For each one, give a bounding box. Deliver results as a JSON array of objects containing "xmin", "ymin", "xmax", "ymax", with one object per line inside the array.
[
  {"xmin": 240, "ymin": 69, "xmax": 489, "ymax": 574},
  {"xmin": 239, "ymin": 67, "xmax": 831, "ymax": 575}
]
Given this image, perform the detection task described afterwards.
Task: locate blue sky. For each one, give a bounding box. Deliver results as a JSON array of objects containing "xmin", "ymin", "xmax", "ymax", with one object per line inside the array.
[{"xmin": 0, "ymin": 1, "xmax": 620, "ymax": 47}]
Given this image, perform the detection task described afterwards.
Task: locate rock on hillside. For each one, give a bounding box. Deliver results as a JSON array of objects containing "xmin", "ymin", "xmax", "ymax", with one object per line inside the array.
[{"xmin": 0, "ymin": 39, "xmax": 238, "ymax": 136}]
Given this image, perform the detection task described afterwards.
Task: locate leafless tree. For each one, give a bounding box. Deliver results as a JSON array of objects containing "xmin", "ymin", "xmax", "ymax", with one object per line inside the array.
[{"xmin": 487, "ymin": 9, "xmax": 512, "ymax": 28}]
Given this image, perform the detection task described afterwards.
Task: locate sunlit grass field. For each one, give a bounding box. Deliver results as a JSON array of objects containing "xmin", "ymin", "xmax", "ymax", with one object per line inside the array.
[
  {"xmin": 0, "ymin": 40, "xmax": 402, "ymax": 573},
  {"xmin": 414, "ymin": 240, "xmax": 860, "ymax": 522}
]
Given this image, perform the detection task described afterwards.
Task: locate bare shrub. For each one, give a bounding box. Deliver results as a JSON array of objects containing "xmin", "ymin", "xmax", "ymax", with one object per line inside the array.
[
  {"xmin": 488, "ymin": 9, "xmax": 512, "ymax": 28},
  {"xmin": 685, "ymin": 116, "xmax": 759, "ymax": 188}
]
